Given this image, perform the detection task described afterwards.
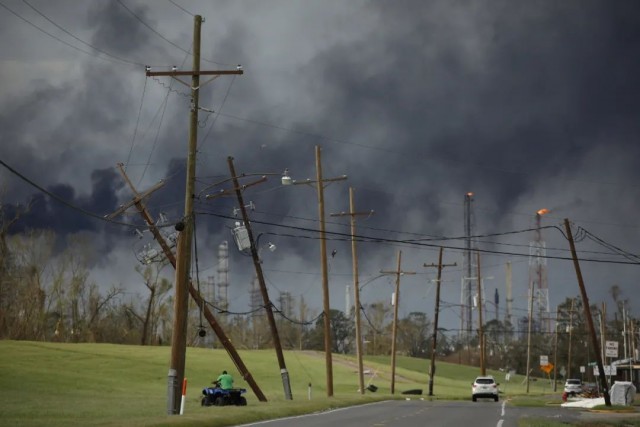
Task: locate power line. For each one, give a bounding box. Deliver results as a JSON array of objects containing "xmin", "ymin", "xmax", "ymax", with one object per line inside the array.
[
  {"xmin": 137, "ymin": 83, "xmax": 171, "ymax": 187},
  {"xmin": 125, "ymin": 76, "xmax": 148, "ymax": 171},
  {"xmin": 132, "ymin": 46, "xmax": 193, "ymax": 186},
  {"xmin": 2, "ymin": 155, "xmax": 636, "ymax": 268},
  {"xmin": 0, "ymin": 1, "xmax": 123, "ymax": 66},
  {"xmin": 116, "ymin": 0, "xmax": 234, "ymax": 67},
  {"xmin": 20, "ymin": 0, "xmax": 148, "ymax": 67},
  {"xmin": 0, "ymin": 1, "xmax": 167, "ymax": 69},
  {"xmin": 0, "ymin": 158, "xmax": 137, "ymax": 228},
  {"xmin": 579, "ymin": 226, "xmax": 640, "ymax": 263},
  {"xmin": 195, "ymin": 210, "xmax": 640, "ymax": 265},
  {"xmin": 167, "ymin": 0, "xmax": 194, "ymax": 17},
  {"xmin": 197, "ymin": 75, "xmax": 237, "ymax": 149},
  {"xmin": 244, "ymin": 208, "xmax": 636, "ymax": 260},
  {"xmin": 4, "ymin": 155, "xmax": 630, "ymax": 267}
]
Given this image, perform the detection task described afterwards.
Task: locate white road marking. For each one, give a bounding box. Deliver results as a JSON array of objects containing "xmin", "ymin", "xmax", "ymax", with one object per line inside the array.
[{"xmin": 496, "ymin": 399, "xmax": 507, "ymax": 427}]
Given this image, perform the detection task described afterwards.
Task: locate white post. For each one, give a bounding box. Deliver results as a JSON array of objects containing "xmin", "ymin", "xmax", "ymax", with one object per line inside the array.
[{"xmin": 179, "ymin": 378, "xmax": 187, "ymax": 415}]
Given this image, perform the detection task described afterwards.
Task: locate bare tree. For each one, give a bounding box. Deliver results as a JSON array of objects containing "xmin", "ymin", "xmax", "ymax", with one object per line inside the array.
[
  {"xmin": 0, "ymin": 199, "xmax": 34, "ymax": 338},
  {"xmin": 3, "ymin": 230, "xmax": 54, "ymax": 340},
  {"xmin": 127, "ymin": 263, "xmax": 172, "ymax": 345}
]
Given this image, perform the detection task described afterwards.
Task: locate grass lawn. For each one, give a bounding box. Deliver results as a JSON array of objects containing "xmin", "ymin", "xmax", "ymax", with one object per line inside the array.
[{"xmin": 0, "ymin": 340, "xmax": 591, "ymax": 426}]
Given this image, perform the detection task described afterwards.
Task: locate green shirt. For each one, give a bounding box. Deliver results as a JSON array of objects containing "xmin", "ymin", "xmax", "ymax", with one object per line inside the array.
[{"xmin": 217, "ymin": 373, "xmax": 234, "ymax": 390}]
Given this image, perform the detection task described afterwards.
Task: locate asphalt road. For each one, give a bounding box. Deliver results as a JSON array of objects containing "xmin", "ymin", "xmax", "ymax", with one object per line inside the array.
[{"xmin": 239, "ymin": 399, "xmax": 587, "ymax": 427}]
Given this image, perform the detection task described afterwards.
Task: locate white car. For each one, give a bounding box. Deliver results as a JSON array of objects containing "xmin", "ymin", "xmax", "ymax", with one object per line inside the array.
[
  {"xmin": 564, "ymin": 379, "xmax": 582, "ymax": 396},
  {"xmin": 472, "ymin": 376, "xmax": 499, "ymax": 402}
]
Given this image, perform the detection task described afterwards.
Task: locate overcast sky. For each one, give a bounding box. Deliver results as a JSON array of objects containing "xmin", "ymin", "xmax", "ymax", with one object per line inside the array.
[{"xmin": 1, "ymin": 0, "xmax": 639, "ymax": 335}]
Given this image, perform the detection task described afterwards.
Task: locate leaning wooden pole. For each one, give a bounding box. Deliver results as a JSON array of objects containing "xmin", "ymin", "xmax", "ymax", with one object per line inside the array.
[
  {"xmin": 111, "ymin": 166, "xmax": 267, "ymax": 402},
  {"xmin": 227, "ymin": 156, "xmax": 292, "ymax": 400},
  {"xmin": 429, "ymin": 248, "xmax": 444, "ymax": 396},
  {"xmin": 564, "ymin": 218, "xmax": 610, "ymax": 406}
]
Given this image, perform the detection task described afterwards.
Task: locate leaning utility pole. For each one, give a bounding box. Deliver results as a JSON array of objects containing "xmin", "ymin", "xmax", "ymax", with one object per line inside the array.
[
  {"xmin": 424, "ymin": 247, "xmax": 456, "ymax": 396},
  {"xmin": 145, "ymin": 15, "xmax": 243, "ymax": 415},
  {"xmin": 108, "ymin": 165, "xmax": 266, "ymax": 409},
  {"xmin": 330, "ymin": 187, "xmax": 374, "ymax": 395},
  {"xmin": 564, "ymin": 218, "xmax": 611, "ymax": 406},
  {"xmin": 381, "ymin": 250, "xmax": 416, "ymax": 394},
  {"xmin": 227, "ymin": 156, "xmax": 292, "ymax": 400}
]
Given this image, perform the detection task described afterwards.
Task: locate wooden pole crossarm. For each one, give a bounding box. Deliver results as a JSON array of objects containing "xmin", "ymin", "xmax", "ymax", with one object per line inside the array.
[
  {"xmin": 198, "ymin": 173, "xmax": 279, "ymax": 197},
  {"xmin": 146, "ymin": 70, "xmax": 244, "ymax": 77},
  {"xmin": 105, "ymin": 179, "xmax": 165, "ymax": 220},
  {"xmin": 204, "ymin": 176, "xmax": 268, "ymax": 200},
  {"xmin": 291, "ymin": 175, "xmax": 347, "ymax": 188},
  {"xmin": 330, "ymin": 210, "xmax": 374, "ymax": 218},
  {"xmin": 147, "ymin": 70, "xmax": 243, "ymax": 90},
  {"xmin": 380, "ymin": 270, "xmax": 416, "ymax": 276}
]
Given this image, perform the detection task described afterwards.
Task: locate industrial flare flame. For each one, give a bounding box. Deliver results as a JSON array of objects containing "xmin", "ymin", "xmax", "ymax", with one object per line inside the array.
[{"xmin": 537, "ymin": 208, "xmax": 550, "ymax": 216}]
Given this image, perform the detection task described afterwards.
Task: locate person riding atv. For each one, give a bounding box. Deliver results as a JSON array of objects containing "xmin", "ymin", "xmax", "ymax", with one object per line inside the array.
[
  {"xmin": 202, "ymin": 370, "xmax": 247, "ymax": 406},
  {"xmin": 216, "ymin": 370, "xmax": 234, "ymax": 389}
]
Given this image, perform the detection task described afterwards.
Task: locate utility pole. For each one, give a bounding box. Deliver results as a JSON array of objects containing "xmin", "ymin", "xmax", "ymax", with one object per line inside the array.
[
  {"xmin": 564, "ymin": 218, "xmax": 611, "ymax": 406},
  {"xmin": 601, "ymin": 303, "xmax": 607, "ymax": 371},
  {"xmin": 424, "ymin": 247, "xmax": 456, "ymax": 396},
  {"xmin": 568, "ymin": 298, "xmax": 574, "ymax": 379},
  {"xmin": 283, "ymin": 146, "xmax": 346, "ymax": 397},
  {"xmin": 526, "ymin": 269, "xmax": 535, "ymax": 393},
  {"xmin": 476, "ymin": 252, "xmax": 486, "ymax": 376},
  {"xmin": 330, "ymin": 188, "xmax": 373, "ymax": 395},
  {"xmin": 227, "ymin": 157, "xmax": 292, "ymax": 400},
  {"xmin": 107, "ymin": 164, "xmax": 266, "ymax": 411},
  {"xmin": 553, "ymin": 305, "xmax": 559, "ymax": 392},
  {"xmin": 145, "ymin": 16, "xmax": 243, "ymax": 414},
  {"xmin": 381, "ymin": 250, "xmax": 416, "ymax": 394}
]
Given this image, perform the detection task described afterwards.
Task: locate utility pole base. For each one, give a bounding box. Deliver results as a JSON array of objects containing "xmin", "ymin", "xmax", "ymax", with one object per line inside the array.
[
  {"xmin": 281, "ymin": 369, "xmax": 293, "ymax": 400},
  {"xmin": 167, "ymin": 369, "xmax": 178, "ymax": 415}
]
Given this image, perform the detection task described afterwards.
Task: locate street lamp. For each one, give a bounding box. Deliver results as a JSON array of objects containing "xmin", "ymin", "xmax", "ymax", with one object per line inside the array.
[
  {"xmin": 359, "ymin": 274, "xmax": 388, "ymax": 292},
  {"xmin": 281, "ymin": 145, "xmax": 347, "ymax": 397},
  {"xmin": 254, "ymin": 233, "xmax": 277, "ymax": 261}
]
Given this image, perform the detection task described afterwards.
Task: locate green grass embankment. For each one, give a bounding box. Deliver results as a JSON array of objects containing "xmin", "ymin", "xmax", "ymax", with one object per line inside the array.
[{"xmin": 0, "ymin": 340, "xmax": 560, "ymax": 426}]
